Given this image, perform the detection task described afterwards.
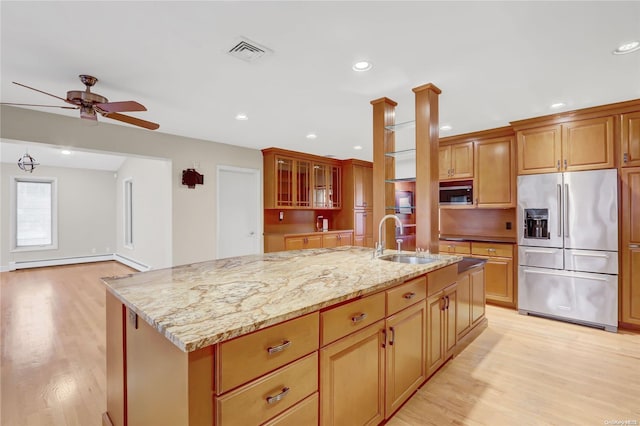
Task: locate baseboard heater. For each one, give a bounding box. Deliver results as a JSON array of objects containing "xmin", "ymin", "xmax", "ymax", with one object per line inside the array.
[{"xmin": 7, "ymin": 254, "xmax": 150, "ymax": 272}]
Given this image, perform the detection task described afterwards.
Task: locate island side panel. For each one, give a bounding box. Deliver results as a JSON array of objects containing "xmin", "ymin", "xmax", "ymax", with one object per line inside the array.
[
  {"xmin": 126, "ymin": 307, "xmax": 191, "ymax": 425},
  {"xmin": 105, "ymin": 291, "xmax": 126, "ymax": 426}
]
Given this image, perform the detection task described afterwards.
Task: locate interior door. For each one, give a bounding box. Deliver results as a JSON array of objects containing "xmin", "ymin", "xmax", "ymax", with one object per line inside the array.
[{"xmin": 217, "ymin": 166, "xmax": 261, "ymax": 259}]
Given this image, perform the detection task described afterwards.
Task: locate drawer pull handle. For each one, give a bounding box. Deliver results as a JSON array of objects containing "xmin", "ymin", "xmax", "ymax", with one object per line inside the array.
[
  {"xmin": 351, "ymin": 312, "xmax": 367, "ymax": 323},
  {"xmin": 403, "ymin": 292, "xmax": 416, "ymax": 300},
  {"xmin": 266, "ymin": 387, "xmax": 290, "ymax": 404},
  {"xmin": 267, "ymin": 340, "xmax": 291, "ymax": 354}
]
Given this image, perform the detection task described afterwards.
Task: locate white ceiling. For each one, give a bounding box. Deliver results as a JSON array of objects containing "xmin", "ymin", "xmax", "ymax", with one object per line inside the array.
[
  {"xmin": 1, "ymin": 1, "xmax": 639, "ymax": 162},
  {"xmin": 0, "ymin": 140, "xmax": 127, "ymax": 171}
]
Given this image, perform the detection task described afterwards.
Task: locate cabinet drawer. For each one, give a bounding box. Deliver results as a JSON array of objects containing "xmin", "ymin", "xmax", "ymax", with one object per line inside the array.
[
  {"xmin": 215, "ymin": 352, "xmax": 318, "ymax": 426},
  {"xmin": 439, "ymin": 241, "xmax": 471, "ymax": 254},
  {"xmin": 216, "ymin": 312, "xmax": 319, "ymax": 393},
  {"xmin": 263, "ymin": 392, "xmax": 318, "ymax": 426},
  {"xmin": 321, "ymin": 292, "xmax": 385, "ymax": 346},
  {"xmin": 386, "ymin": 276, "xmax": 427, "ymax": 316},
  {"xmin": 471, "ymin": 242, "xmax": 513, "ymax": 258}
]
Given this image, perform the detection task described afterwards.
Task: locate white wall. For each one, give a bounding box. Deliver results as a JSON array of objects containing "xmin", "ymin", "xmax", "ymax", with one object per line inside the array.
[
  {"xmin": 115, "ymin": 157, "xmax": 172, "ymax": 269},
  {"xmin": 0, "ymin": 105, "xmax": 263, "ymax": 266},
  {"xmin": 0, "ymin": 164, "xmax": 116, "ymax": 268}
]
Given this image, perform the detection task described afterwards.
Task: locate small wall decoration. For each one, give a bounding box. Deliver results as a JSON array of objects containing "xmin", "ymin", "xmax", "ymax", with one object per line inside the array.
[
  {"xmin": 395, "ymin": 190, "xmax": 413, "ymax": 214},
  {"xmin": 182, "ymin": 168, "xmax": 204, "ymax": 188}
]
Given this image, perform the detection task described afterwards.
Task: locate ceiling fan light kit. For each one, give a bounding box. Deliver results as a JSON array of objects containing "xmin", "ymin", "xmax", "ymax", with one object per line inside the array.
[{"xmin": 1, "ymin": 75, "xmax": 159, "ymax": 130}]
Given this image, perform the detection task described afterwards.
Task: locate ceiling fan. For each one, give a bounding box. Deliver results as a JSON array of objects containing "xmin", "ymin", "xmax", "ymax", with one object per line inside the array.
[{"xmin": 1, "ymin": 74, "xmax": 159, "ymax": 130}]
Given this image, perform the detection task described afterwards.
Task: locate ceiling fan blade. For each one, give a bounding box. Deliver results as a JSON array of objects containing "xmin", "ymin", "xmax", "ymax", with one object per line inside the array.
[
  {"xmin": 102, "ymin": 112, "xmax": 159, "ymax": 130},
  {"xmin": 12, "ymin": 81, "xmax": 70, "ymax": 103},
  {"xmin": 0, "ymin": 102, "xmax": 78, "ymax": 110},
  {"xmin": 95, "ymin": 101, "xmax": 147, "ymax": 113}
]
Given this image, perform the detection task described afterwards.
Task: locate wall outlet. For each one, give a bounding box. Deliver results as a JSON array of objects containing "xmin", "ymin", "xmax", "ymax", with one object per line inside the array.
[
  {"xmin": 279, "ymin": 211, "xmax": 284, "ymax": 221},
  {"xmin": 506, "ymin": 221, "xmax": 512, "ymax": 230}
]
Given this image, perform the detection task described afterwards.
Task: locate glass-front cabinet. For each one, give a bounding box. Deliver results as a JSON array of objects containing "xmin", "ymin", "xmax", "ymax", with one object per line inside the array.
[
  {"xmin": 263, "ymin": 148, "xmax": 341, "ymax": 209},
  {"xmin": 275, "ymin": 156, "xmax": 311, "ymax": 207},
  {"xmin": 313, "ymin": 163, "xmax": 341, "ymax": 209}
]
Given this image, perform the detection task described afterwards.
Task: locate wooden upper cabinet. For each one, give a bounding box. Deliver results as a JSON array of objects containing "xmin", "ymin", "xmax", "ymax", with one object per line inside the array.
[
  {"xmin": 622, "ymin": 111, "xmax": 640, "ymax": 167},
  {"xmin": 263, "ymin": 148, "xmax": 341, "ymax": 209},
  {"xmin": 516, "ymin": 116, "xmax": 614, "ymax": 175},
  {"xmin": 354, "ymin": 164, "xmax": 373, "ymax": 209},
  {"xmin": 562, "ymin": 116, "xmax": 614, "ymax": 171},
  {"xmin": 517, "ymin": 124, "xmax": 562, "ymax": 174},
  {"xmin": 439, "ymin": 142, "xmax": 473, "ymax": 180},
  {"xmin": 475, "ymin": 136, "xmax": 516, "ymax": 208}
]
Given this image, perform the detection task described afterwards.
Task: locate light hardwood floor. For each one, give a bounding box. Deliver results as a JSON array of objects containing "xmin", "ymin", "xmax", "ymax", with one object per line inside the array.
[{"xmin": 1, "ymin": 262, "xmax": 639, "ymax": 426}]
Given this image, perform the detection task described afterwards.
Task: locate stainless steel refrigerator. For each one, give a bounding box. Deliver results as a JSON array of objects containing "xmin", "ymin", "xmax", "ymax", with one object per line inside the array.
[{"xmin": 517, "ymin": 169, "xmax": 618, "ymax": 332}]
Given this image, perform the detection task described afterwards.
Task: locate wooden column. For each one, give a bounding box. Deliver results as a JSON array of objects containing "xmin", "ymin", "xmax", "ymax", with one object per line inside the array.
[
  {"xmin": 371, "ymin": 97, "xmax": 397, "ymax": 248},
  {"xmin": 413, "ymin": 84, "xmax": 441, "ymax": 253}
]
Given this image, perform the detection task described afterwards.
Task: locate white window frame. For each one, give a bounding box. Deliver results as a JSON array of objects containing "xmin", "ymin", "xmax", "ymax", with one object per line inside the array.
[
  {"xmin": 123, "ymin": 178, "xmax": 134, "ymax": 249},
  {"xmin": 10, "ymin": 176, "xmax": 58, "ymax": 252}
]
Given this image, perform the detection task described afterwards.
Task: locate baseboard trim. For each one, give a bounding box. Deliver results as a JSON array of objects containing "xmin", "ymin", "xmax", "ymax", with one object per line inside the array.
[
  {"xmin": 5, "ymin": 253, "xmax": 150, "ymax": 272},
  {"xmin": 113, "ymin": 254, "xmax": 151, "ymax": 272}
]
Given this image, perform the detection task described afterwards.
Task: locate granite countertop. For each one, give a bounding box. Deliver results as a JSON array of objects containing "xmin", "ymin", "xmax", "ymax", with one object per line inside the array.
[
  {"xmin": 263, "ymin": 229, "xmax": 354, "ymax": 236},
  {"xmin": 102, "ymin": 247, "xmax": 461, "ymax": 352},
  {"xmin": 440, "ymin": 234, "xmax": 517, "ymax": 244}
]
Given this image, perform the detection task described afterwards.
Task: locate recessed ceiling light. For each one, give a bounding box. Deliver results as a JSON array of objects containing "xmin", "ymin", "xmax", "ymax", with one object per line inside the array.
[
  {"xmin": 235, "ymin": 113, "xmax": 248, "ymax": 121},
  {"xmin": 61, "ymin": 149, "xmax": 72, "ymax": 155},
  {"xmin": 439, "ymin": 125, "xmax": 452, "ymax": 131},
  {"xmin": 613, "ymin": 41, "xmax": 640, "ymax": 55},
  {"xmin": 306, "ymin": 133, "xmax": 317, "ymax": 139},
  {"xmin": 353, "ymin": 145, "xmax": 363, "ymax": 150},
  {"xmin": 352, "ymin": 61, "xmax": 372, "ymax": 72},
  {"xmin": 550, "ymin": 102, "xmax": 566, "ymax": 109}
]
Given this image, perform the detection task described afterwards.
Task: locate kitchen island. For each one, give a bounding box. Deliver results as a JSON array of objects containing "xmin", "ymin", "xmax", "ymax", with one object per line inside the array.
[{"xmin": 102, "ymin": 246, "xmax": 486, "ymax": 426}]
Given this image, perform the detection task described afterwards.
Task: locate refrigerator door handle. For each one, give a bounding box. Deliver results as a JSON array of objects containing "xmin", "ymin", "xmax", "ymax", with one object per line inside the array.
[
  {"xmin": 523, "ymin": 268, "xmax": 610, "ymax": 282},
  {"xmin": 570, "ymin": 252, "xmax": 610, "ymax": 259},
  {"xmin": 523, "ymin": 248, "xmax": 555, "ymax": 254},
  {"xmin": 557, "ymin": 183, "xmax": 562, "ymax": 237},
  {"xmin": 564, "ymin": 183, "xmax": 570, "ymax": 238}
]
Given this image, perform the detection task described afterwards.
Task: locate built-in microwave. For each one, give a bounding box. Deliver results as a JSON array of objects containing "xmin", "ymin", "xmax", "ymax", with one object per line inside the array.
[{"xmin": 440, "ymin": 180, "xmax": 473, "ymax": 205}]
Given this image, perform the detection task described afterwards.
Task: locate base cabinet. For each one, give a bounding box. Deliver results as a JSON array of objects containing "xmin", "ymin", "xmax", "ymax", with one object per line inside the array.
[
  {"xmin": 456, "ymin": 267, "xmax": 486, "ymax": 340},
  {"xmin": 426, "ymin": 283, "xmax": 457, "ymax": 377},
  {"xmin": 320, "ymin": 320, "xmax": 386, "ymax": 426},
  {"xmin": 471, "ymin": 242, "xmax": 516, "ymax": 308},
  {"xmin": 384, "ymin": 301, "xmax": 427, "ymax": 418}
]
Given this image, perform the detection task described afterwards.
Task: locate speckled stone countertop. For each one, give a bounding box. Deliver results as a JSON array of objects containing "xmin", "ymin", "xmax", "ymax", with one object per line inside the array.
[{"xmin": 102, "ymin": 247, "xmax": 461, "ymax": 352}]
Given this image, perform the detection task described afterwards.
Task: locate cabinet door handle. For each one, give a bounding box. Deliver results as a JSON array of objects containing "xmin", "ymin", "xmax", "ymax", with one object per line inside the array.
[
  {"xmin": 267, "ymin": 340, "xmax": 292, "ymax": 354},
  {"xmin": 557, "ymin": 160, "xmax": 560, "ymax": 170},
  {"xmin": 389, "ymin": 327, "xmax": 395, "ymax": 345},
  {"xmin": 475, "ymin": 198, "xmax": 479, "ymax": 206},
  {"xmin": 382, "ymin": 328, "xmax": 387, "ymax": 348},
  {"xmin": 266, "ymin": 387, "xmax": 290, "ymax": 404},
  {"xmin": 630, "ymin": 244, "xmax": 639, "ymax": 249},
  {"xmin": 564, "ymin": 159, "xmax": 568, "ymax": 169},
  {"xmin": 403, "ymin": 292, "xmax": 416, "ymax": 300},
  {"xmin": 445, "ymin": 296, "xmax": 450, "ymax": 309},
  {"xmin": 351, "ymin": 312, "xmax": 367, "ymax": 323},
  {"xmin": 623, "ymin": 153, "xmax": 629, "ymax": 164}
]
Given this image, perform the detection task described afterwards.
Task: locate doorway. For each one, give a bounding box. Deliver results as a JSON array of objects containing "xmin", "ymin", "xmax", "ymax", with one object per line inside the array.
[{"xmin": 216, "ymin": 166, "xmax": 261, "ymax": 259}]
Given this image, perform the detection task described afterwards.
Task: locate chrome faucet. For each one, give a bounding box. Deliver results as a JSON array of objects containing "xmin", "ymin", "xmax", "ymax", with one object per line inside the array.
[{"xmin": 376, "ymin": 214, "xmax": 403, "ymax": 257}]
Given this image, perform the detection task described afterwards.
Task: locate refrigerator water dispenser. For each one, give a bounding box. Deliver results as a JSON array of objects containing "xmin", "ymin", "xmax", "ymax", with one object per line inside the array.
[{"xmin": 524, "ymin": 209, "xmax": 549, "ymax": 239}]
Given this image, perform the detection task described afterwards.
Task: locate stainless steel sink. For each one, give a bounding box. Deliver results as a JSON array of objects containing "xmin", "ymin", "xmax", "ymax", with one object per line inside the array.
[{"xmin": 377, "ymin": 254, "xmax": 438, "ymax": 265}]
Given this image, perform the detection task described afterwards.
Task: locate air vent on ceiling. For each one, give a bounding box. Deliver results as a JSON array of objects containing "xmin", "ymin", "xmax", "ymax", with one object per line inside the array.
[{"xmin": 228, "ymin": 37, "xmax": 271, "ymax": 62}]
